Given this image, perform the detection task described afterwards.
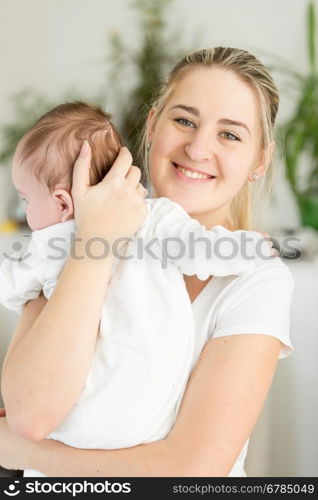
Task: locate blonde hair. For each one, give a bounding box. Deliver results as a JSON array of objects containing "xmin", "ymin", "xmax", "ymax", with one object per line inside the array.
[
  {"xmin": 140, "ymin": 47, "xmax": 279, "ymax": 230},
  {"xmin": 15, "ymin": 101, "xmax": 122, "ymax": 191}
]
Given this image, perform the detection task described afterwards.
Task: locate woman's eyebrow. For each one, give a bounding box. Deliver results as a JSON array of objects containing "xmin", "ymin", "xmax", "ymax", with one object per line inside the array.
[
  {"xmin": 169, "ymin": 104, "xmax": 200, "ymax": 116},
  {"xmin": 170, "ymin": 106, "xmax": 251, "ymax": 134},
  {"xmin": 218, "ymin": 118, "xmax": 251, "ymax": 135}
]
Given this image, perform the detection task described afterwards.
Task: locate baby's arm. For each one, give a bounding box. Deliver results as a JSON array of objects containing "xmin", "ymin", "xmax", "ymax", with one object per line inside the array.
[
  {"xmin": 147, "ymin": 198, "xmax": 273, "ymax": 278},
  {"xmin": 0, "ymin": 238, "xmax": 46, "ymax": 314},
  {"xmin": 0, "ymin": 221, "xmax": 74, "ymax": 312},
  {"xmin": 2, "ymin": 241, "xmax": 114, "ymax": 441}
]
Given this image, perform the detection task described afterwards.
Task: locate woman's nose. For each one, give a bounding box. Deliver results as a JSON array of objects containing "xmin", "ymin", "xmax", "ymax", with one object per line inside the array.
[{"xmin": 184, "ymin": 132, "xmax": 215, "ymax": 162}]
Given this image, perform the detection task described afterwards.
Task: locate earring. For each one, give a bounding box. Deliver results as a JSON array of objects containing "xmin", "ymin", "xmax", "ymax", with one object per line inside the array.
[
  {"xmin": 252, "ymin": 172, "xmax": 259, "ymax": 182},
  {"xmin": 147, "ymin": 143, "xmax": 151, "ymax": 151}
]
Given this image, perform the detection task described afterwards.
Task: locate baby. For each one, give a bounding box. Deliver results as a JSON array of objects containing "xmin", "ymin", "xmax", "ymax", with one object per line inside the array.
[{"xmin": 0, "ymin": 102, "xmax": 273, "ymax": 475}]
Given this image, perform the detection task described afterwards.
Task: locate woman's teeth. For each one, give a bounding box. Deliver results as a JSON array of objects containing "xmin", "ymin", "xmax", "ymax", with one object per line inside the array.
[{"xmin": 174, "ymin": 164, "xmax": 213, "ymax": 180}]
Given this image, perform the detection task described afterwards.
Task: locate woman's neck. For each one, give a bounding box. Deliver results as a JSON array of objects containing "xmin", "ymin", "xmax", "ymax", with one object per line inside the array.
[{"xmin": 189, "ymin": 205, "xmax": 233, "ymax": 231}]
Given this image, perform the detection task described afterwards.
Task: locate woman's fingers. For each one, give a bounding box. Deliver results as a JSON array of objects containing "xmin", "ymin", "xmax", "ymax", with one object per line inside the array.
[
  {"xmin": 104, "ymin": 147, "xmax": 133, "ymax": 183},
  {"xmin": 126, "ymin": 167, "xmax": 148, "ymax": 197},
  {"xmin": 125, "ymin": 165, "xmax": 142, "ymax": 186},
  {"xmin": 72, "ymin": 140, "xmax": 92, "ymax": 198},
  {"xmin": 136, "ymin": 183, "xmax": 148, "ymax": 198}
]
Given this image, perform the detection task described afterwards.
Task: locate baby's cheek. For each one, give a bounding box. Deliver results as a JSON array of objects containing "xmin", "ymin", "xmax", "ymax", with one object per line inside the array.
[
  {"xmin": 27, "ymin": 201, "xmax": 61, "ymax": 231},
  {"xmin": 25, "ymin": 206, "xmax": 43, "ymax": 231},
  {"xmin": 25, "ymin": 211, "xmax": 32, "ymax": 230}
]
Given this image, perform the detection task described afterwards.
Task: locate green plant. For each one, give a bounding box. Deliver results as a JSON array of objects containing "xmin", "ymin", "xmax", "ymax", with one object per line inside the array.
[
  {"xmin": 281, "ymin": 1, "xmax": 318, "ymax": 230},
  {"xmin": 0, "ymin": 89, "xmax": 54, "ymax": 164},
  {"xmin": 104, "ymin": 0, "xmax": 190, "ymax": 184}
]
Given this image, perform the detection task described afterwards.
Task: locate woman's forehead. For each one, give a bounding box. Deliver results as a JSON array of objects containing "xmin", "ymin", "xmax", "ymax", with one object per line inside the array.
[{"xmin": 166, "ymin": 66, "xmax": 259, "ymax": 126}]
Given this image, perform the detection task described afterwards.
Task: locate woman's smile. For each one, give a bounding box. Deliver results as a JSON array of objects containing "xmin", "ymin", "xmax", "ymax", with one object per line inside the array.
[{"xmin": 171, "ymin": 161, "xmax": 217, "ymax": 183}]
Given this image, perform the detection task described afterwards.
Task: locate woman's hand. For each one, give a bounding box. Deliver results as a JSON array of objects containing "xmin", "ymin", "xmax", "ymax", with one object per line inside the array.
[
  {"xmin": 72, "ymin": 143, "xmax": 148, "ymax": 246},
  {"xmin": 0, "ymin": 416, "xmax": 30, "ymax": 471}
]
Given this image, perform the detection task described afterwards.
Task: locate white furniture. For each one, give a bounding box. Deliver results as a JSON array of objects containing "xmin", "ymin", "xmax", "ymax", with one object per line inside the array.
[{"xmin": 246, "ymin": 259, "xmax": 318, "ymax": 476}]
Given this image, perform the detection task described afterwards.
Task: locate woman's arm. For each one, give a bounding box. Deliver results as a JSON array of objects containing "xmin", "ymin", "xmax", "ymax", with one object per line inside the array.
[
  {"xmin": 0, "ymin": 333, "xmax": 281, "ymax": 476},
  {"xmin": 1, "ymin": 295, "xmax": 48, "ymax": 375},
  {"xmin": 1, "ymin": 251, "xmax": 114, "ymax": 440},
  {"xmin": 1, "ymin": 145, "xmax": 147, "ymax": 440}
]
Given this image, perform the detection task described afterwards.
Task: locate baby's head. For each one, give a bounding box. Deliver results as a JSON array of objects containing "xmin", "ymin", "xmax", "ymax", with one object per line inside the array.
[{"xmin": 12, "ymin": 101, "xmax": 122, "ymax": 230}]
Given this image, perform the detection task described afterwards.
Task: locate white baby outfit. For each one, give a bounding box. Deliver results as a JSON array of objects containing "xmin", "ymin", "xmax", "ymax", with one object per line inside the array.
[{"xmin": 0, "ymin": 197, "xmax": 293, "ymax": 477}]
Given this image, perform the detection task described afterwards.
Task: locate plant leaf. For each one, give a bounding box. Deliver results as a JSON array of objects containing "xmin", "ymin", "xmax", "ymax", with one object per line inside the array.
[{"xmin": 307, "ymin": 1, "xmax": 317, "ymax": 73}]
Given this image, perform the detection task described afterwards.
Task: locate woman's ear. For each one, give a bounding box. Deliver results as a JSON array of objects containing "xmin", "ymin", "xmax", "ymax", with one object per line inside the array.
[
  {"xmin": 146, "ymin": 108, "xmax": 157, "ymax": 143},
  {"xmin": 52, "ymin": 189, "xmax": 74, "ymax": 222},
  {"xmin": 254, "ymin": 140, "xmax": 276, "ymax": 178}
]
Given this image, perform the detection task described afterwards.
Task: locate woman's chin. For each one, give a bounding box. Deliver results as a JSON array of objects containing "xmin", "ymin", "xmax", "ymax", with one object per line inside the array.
[
  {"xmin": 160, "ymin": 190, "xmax": 193, "ymax": 212},
  {"xmin": 152, "ymin": 180, "xmax": 222, "ymax": 218}
]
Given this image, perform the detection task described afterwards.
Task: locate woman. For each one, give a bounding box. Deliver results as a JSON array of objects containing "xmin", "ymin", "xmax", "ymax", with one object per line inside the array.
[{"xmin": 0, "ymin": 47, "xmax": 294, "ymax": 477}]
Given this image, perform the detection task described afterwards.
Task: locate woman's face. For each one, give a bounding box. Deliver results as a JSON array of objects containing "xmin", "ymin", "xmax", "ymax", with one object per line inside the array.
[{"xmin": 148, "ymin": 66, "xmax": 265, "ymax": 227}]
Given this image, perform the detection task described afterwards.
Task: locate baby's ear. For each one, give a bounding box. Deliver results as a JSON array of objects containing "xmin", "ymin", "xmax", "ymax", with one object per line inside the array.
[{"xmin": 52, "ymin": 189, "xmax": 74, "ymax": 222}]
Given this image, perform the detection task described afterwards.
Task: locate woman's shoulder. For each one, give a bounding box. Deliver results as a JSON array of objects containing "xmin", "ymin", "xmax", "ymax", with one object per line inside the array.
[
  {"xmin": 201, "ymin": 258, "xmax": 294, "ymax": 308},
  {"xmin": 219, "ymin": 257, "xmax": 295, "ymax": 304},
  {"xmin": 250, "ymin": 256, "xmax": 293, "ymax": 282},
  {"xmin": 195, "ymin": 259, "xmax": 295, "ymax": 318},
  {"xmin": 207, "ymin": 257, "xmax": 295, "ymax": 359}
]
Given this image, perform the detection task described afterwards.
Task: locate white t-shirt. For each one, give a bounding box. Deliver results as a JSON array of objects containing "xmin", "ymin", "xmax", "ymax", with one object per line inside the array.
[{"xmin": 178, "ymin": 257, "xmax": 294, "ymax": 476}]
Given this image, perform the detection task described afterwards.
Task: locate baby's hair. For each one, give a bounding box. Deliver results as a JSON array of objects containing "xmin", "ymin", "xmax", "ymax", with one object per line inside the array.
[{"xmin": 15, "ymin": 101, "xmax": 123, "ymax": 192}]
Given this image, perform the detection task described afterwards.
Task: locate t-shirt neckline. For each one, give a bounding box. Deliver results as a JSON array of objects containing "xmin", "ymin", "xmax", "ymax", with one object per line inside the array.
[{"xmin": 190, "ymin": 276, "xmax": 219, "ymax": 307}]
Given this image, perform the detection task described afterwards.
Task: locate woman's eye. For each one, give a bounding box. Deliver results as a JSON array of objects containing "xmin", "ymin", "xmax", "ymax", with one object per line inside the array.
[
  {"xmin": 220, "ymin": 131, "xmax": 240, "ymax": 141},
  {"xmin": 175, "ymin": 118, "xmax": 196, "ymax": 128}
]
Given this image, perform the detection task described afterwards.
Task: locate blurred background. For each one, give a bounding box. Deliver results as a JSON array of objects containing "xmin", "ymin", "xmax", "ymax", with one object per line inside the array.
[{"xmin": 0, "ymin": 0, "xmax": 317, "ymax": 477}]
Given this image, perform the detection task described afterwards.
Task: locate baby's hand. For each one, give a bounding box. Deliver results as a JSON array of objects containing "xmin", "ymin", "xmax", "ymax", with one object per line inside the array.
[
  {"xmin": 71, "ymin": 142, "xmax": 148, "ymax": 247},
  {"xmin": 259, "ymin": 231, "xmax": 279, "ymax": 257}
]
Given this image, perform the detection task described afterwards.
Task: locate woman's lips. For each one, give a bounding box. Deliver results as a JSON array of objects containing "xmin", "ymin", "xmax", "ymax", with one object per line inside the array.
[{"xmin": 172, "ymin": 162, "xmax": 216, "ymax": 183}]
